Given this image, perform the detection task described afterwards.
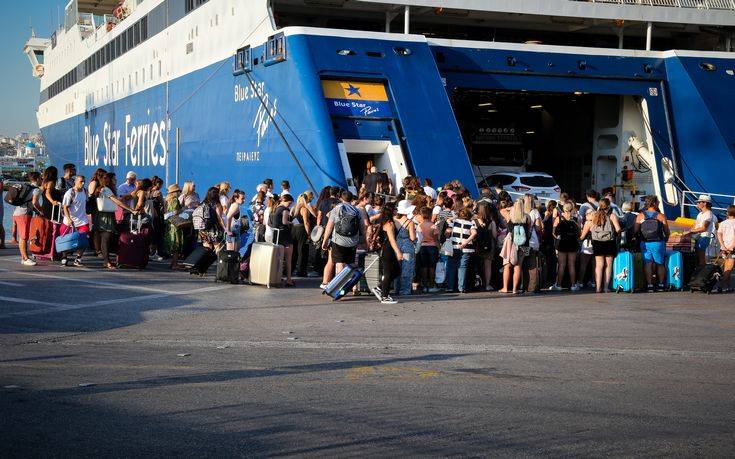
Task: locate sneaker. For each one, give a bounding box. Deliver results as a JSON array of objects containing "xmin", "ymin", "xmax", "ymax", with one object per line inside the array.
[
  {"xmin": 485, "ymin": 285, "xmax": 495, "ymax": 292},
  {"xmin": 60, "ymin": 258, "xmax": 69, "ymax": 267},
  {"xmin": 307, "ymin": 271, "xmax": 320, "ymax": 278},
  {"xmin": 21, "ymin": 258, "xmax": 37, "ymax": 266},
  {"xmin": 149, "ymin": 254, "xmax": 164, "ymax": 262},
  {"xmin": 427, "ymin": 287, "xmax": 441, "ymax": 293},
  {"xmin": 73, "ymin": 258, "xmax": 84, "ymax": 267},
  {"xmin": 647, "ymin": 284, "xmax": 655, "ymax": 293},
  {"xmin": 371, "ymin": 286, "xmax": 383, "ymax": 301},
  {"xmin": 319, "ymin": 283, "xmax": 328, "ymax": 290},
  {"xmin": 570, "ymin": 284, "xmax": 580, "ymax": 292},
  {"xmin": 656, "ymin": 284, "xmax": 666, "ymax": 292},
  {"xmin": 380, "ymin": 296, "xmax": 398, "ymax": 304},
  {"xmin": 548, "ymin": 284, "xmax": 562, "ymax": 292},
  {"xmin": 588, "ymin": 282, "xmax": 596, "ymax": 289}
]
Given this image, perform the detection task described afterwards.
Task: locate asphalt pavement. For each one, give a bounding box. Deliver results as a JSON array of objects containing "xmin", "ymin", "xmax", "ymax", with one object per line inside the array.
[{"xmin": 1, "ymin": 247, "xmax": 734, "ymax": 457}]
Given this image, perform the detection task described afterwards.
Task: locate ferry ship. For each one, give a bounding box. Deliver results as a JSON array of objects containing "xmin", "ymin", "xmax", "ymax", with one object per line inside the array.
[{"xmin": 24, "ymin": 0, "xmax": 735, "ymax": 217}]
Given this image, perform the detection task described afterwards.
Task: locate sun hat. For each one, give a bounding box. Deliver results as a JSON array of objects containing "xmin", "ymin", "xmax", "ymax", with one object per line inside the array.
[
  {"xmin": 696, "ymin": 194, "xmax": 712, "ymax": 203},
  {"xmin": 310, "ymin": 225, "xmax": 325, "ymax": 243},
  {"xmin": 167, "ymin": 183, "xmax": 182, "ymax": 194},
  {"xmin": 397, "ymin": 199, "xmax": 416, "ymax": 216}
]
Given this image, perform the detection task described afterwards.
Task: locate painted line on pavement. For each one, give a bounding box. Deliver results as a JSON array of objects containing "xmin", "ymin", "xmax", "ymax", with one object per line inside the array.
[
  {"xmin": 0, "ymin": 281, "xmax": 24, "ymax": 287},
  {"xmin": 0, "ymin": 262, "xmax": 181, "ymax": 295},
  {"xmin": 0, "ymin": 296, "xmax": 67, "ymax": 308},
  {"xmin": 0, "ymin": 285, "xmax": 234, "ymax": 319},
  {"xmin": 60, "ymin": 338, "xmax": 735, "ymax": 360}
]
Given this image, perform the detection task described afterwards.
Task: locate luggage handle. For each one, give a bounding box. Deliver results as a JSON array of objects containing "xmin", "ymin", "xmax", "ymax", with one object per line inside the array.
[
  {"xmin": 130, "ymin": 214, "xmax": 142, "ymax": 234},
  {"xmin": 363, "ymin": 254, "xmax": 380, "ymax": 272}
]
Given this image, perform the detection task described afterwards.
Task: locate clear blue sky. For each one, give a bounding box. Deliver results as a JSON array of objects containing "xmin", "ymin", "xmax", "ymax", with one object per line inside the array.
[{"xmin": 0, "ymin": 1, "xmax": 58, "ymax": 136}]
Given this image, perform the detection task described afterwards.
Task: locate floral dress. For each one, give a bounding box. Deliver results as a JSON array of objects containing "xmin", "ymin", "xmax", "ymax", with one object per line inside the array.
[{"xmin": 163, "ymin": 199, "xmax": 184, "ymax": 257}]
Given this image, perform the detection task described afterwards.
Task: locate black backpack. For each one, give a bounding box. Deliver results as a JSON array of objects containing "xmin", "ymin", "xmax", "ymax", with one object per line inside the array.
[
  {"xmin": 556, "ymin": 219, "xmax": 579, "ymax": 244},
  {"xmin": 4, "ymin": 183, "xmax": 34, "ymax": 207},
  {"xmin": 334, "ymin": 205, "xmax": 359, "ymax": 237},
  {"xmin": 640, "ymin": 212, "xmax": 664, "ymax": 242}
]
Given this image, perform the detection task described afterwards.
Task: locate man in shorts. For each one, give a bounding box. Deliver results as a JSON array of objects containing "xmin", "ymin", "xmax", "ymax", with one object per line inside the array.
[
  {"xmin": 60, "ymin": 175, "xmax": 90, "ymax": 267},
  {"xmin": 635, "ymin": 195, "xmax": 670, "ymax": 292},
  {"xmin": 12, "ymin": 172, "xmax": 43, "ymax": 266},
  {"xmin": 321, "ymin": 190, "xmax": 367, "ymax": 287}
]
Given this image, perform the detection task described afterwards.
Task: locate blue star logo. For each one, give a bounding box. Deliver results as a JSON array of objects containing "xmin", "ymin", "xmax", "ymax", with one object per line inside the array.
[{"xmin": 346, "ymin": 84, "xmax": 362, "ymax": 97}]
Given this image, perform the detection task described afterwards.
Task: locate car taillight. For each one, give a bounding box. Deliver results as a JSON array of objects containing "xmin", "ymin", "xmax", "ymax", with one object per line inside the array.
[
  {"xmin": 511, "ymin": 185, "xmax": 531, "ymax": 192},
  {"xmin": 554, "ymin": 186, "xmax": 561, "ymax": 193}
]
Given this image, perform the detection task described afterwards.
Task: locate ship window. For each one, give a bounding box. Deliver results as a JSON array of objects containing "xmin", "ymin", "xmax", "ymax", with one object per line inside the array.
[
  {"xmin": 365, "ymin": 51, "xmax": 384, "ymax": 58},
  {"xmin": 122, "ymin": 30, "xmax": 128, "ymax": 53},
  {"xmin": 106, "ymin": 43, "xmax": 111, "ymax": 63},
  {"xmin": 128, "ymin": 27, "xmax": 134, "ymax": 50},
  {"xmin": 116, "ymin": 36, "xmax": 121, "ymax": 57},
  {"xmin": 134, "ymin": 22, "xmax": 141, "ymax": 46},
  {"xmin": 233, "ymin": 46, "xmax": 251, "ymax": 75},
  {"xmin": 140, "ymin": 17, "xmax": 148, "ymax": 41},
  {"xmin": 265, "ymin": 33, "xmax": 285, "ymax": 66},
  {"xmin": 185, "ymin": 0, "xmax": 194, "ymax": 13}
]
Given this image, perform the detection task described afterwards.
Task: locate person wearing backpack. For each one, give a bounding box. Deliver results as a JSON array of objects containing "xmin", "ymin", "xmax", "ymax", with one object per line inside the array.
[
  {"xmin": 635, "ymin": 195, "xmax": 670, "ymax": 292},
  {"xmin": 321, "ymin": 190, "xmax": 367, "ymax": 288},
  {"xmin": 60, "ymin": 175, "xmax": 90, "ymax": 267},
  {"xmin": 580, "ymin": 198, "xmax": 621, "ymax": 293},
  {"xmin": 549, "ymin": 202, "xmax": 581, "ymax": 292},
  {"xmin": 11, "ymin": 172, "xmax": 43, "ymax": 266},
  {"xmin": 474, "ymin": 202, "xmax": 498, "ymax": 291},
  {"xmin": 499, "ymin": 200, "xmax": 531, "ymax": 294},
  {"xmin": 577, "ymin": 190, "xmax": 600, "ymax": 289}
]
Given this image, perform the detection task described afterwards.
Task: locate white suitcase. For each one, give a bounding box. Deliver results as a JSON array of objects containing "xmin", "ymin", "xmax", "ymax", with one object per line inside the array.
[{"xmin": 249, "ymin": 230, "xmax": 284, "ymax": 288}]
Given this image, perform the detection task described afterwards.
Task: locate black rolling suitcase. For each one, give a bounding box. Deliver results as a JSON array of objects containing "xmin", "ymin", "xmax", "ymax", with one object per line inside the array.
[
  {"xmin": 688, "ymin": 262, "xmax": 723, "ymax": 294},
  {"xmin": 184, "ymin": 245, "xmax": 217, "ymax": 276},
  {"xmin": 216, "ymin": 250, "xmax": 241, "ymax": 284}
]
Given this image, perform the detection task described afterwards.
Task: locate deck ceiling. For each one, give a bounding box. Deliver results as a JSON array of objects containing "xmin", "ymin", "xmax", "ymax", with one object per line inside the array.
[{"xmin": 77, "ymin": 0, "xmax": 120, "ymax": 15}]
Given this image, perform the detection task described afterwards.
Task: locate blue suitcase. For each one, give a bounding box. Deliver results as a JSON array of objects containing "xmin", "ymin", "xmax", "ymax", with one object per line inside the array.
[
  {"xmin": 665, "ymin": 250, "xmax": 684, "ymax": 291},
  {"xmin": 613, "ymin": 250, "xmax": 635, "ymax": 293},
  {"xmin": 55, "ymin": 230, "xmax": 89, "ymax": 254},
  {"xmin": 324, "ymin": 256, "xmax": 380, "ymax": 301}
]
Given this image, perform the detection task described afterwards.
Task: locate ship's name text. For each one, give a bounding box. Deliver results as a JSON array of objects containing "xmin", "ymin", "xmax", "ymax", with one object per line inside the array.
[{"xmin": 84, "ymin": 115, "xmax": 168, "ymax": 168}]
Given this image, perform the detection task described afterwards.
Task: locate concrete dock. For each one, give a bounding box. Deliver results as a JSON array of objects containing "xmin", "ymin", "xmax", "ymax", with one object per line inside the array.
[{"xmin": 1, "ymin": 248, "xmax": 734, "ymax": 456}]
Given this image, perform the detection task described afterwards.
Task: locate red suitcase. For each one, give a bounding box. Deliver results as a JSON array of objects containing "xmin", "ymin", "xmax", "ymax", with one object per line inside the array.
[
  {"xmin": 28, "ymin": 216, "xmax": 53, "ymax": 255},
  {"xmin": 117, "ymin": 217, "xmax": 149, "ymax": 269}
]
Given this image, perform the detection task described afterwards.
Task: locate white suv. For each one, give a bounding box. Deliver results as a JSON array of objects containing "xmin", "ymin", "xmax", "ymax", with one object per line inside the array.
[{"xmin": 478, "ymin": 172, "xmax": 561, "ymax": 198}]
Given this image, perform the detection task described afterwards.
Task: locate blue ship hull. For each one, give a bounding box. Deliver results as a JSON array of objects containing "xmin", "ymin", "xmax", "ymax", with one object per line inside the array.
[{"xmin": 42, "ymin": 31, "xmax": 735, "ymax": 217}]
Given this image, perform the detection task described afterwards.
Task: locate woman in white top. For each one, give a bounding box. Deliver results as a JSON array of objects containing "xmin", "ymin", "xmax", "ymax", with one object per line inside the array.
[
  {"xmin": 179, "ymin": 181, "xmax": 200, "ymax": 210},
  {"xmin": 524, "ymin": 194, "xmax": 543, "ymax": 251},
  {"xmin": 218, "ymin": 182, "xmax": 231, "ymax": 215},
  {"xmin": 687, "ymin": 195, "xmax": 717, "ymax": 265}
]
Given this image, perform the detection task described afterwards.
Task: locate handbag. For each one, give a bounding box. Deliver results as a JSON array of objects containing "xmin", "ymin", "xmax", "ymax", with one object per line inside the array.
[
  {"xmin": 55, "ymin": 228, "xmax": 90, "ymax": 253},
  {"xmin": 97, "ymin": 195, "xmax": 117, "ymax": 212},
  {"xmin": 440, "ymin": 238, "xmax": 454, "ymax": 257},
  {"xmin": 168, "ymin": 210, "xmax": 193, "ymax": 229}
]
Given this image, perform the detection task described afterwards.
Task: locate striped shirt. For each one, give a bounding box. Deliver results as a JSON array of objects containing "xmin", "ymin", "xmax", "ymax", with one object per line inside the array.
[{"xmin": 451, "ymin": 218, "xmax": 476, "ymax": 253}]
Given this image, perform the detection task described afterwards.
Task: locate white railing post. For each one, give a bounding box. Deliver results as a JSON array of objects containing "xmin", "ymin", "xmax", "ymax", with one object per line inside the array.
[{"xmin": 404, "ymin": 5, "xmax": 410, "ymax": 34}]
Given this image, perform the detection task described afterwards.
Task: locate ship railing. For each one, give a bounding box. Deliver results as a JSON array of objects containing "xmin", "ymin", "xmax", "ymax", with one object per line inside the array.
[
  {"xmin": 78, "ymin": 12, "xmax": 96, "ymax": 39},
  {"xmin": 680, "ymin": 190, "xmax": 735, "ymax": 216},
  {"xmin": 571, "ymin": 0, "xmax": 735, "ymax": 10}
]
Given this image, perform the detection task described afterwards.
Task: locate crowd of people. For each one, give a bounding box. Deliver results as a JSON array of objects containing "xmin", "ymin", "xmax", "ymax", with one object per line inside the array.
[{"xmin": 2, "ymin": 164, "xmax": 734, "ymax": 304}]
